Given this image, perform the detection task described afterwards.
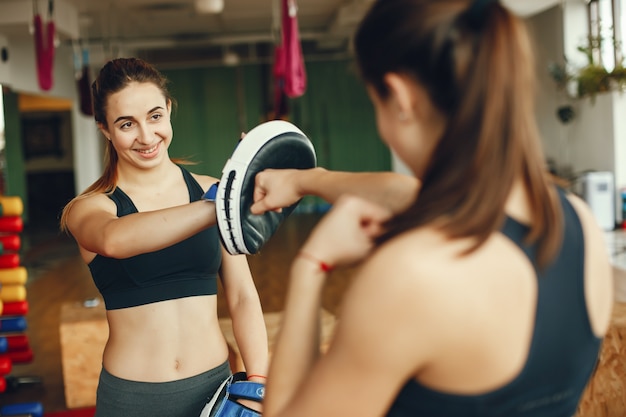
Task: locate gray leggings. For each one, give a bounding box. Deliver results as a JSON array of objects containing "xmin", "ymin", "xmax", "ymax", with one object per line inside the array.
[{"xmin": 94, "ymin": 361, "xmax": 231, "ymax": 417}]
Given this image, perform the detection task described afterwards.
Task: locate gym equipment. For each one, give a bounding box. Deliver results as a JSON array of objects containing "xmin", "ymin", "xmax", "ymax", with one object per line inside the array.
[
  {"xmin": 214, "ymin": 120, "xmax": 316, "ymax": 255},
  {"xmin": 0, "ymin": 268, "xmax": 28, "ymax": 286},
  {"xmin": 0, "ymin": 254, "xmax": 20, "ymax": 269},
  {"xmin": 33, "ymin": 0, "xmax": 55, "ymax": 91},
  {"xmin": 200, "ymin": 372, "xmax": 263, "ymax": 417},
  {"xmin": 0, "ymin": 217, "xmax": 23, "ymax": 234},
  {"xmin": 0, "ymin": 235, "xmax": 20, "ymax": 253},
  {"xmin": 0, "ymin": 357, "xmax": 11, "ymax": 375},
  {"xmin": 0, "ymin": 335, "xmax": 29, "ymax": 353},
  {"xmin": 0, "ymin": 197, "xmax": 23, "ymax": 217},
  {"xmin": 0, "ymin": 301, "xmax": 29, "ymax": 317},
  {"xmin": 0, "ymin": 285, "xmax": 26, "ymax": 303},
  {"xmin": 0, "ymin": 402, "xmax": 43, "ymax": 417},
  {"xmin": 0, "ymin": 375, "xmax": 42, "ymax": 394},
  {"xmin": 0, "ymin": 347, "xmax": 34, "ymax": 364},
  {"xmin": 0, "ymin": 317, "xmax": 27, "ymax": 333}
]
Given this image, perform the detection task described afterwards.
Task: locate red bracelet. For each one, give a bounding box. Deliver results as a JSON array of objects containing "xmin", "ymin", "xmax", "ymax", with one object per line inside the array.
[
  {"xmin": 297, "ymin": 251, "xmax": 334, "ymax": 272},
  {"xmin": 247, "ymin": 374, "xmax": 267, "ymax": 380}
]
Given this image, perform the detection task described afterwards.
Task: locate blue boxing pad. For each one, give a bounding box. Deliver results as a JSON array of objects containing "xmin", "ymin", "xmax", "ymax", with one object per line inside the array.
[
  {"xmin": 215, "ymin": 120, "xmax": 317, "ymax": 255},
  {"xmin": 199, "ymin": 372, "xmax": 264, "ymax": 417}
]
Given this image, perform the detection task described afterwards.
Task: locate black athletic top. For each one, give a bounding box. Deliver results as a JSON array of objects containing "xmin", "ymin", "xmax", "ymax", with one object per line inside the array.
[
  {"xmin": 386, "ymin": 189, "xmax": 602, "ymax": 417},
  {"xmin": 88, "ymin": 166, "xmax": 221, "ymax": 310}
]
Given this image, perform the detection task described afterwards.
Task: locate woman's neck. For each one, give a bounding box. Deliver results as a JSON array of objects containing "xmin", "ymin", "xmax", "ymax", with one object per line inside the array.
[{"xmin": 504, "ymin": 179, "xmax": 533, "ymax": 225}]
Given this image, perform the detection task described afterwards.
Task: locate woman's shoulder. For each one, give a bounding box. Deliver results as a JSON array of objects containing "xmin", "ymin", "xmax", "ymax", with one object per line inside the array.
[
  {"xmin": 360, "ymin": 224, "xmax": 532, "ymax": 308},
  {"xmin": 69, "ymin": 191, "xmax": 117, "ymax": 216},
  {"xmin": 564, "ymin": 191, "xmax": 612, "ymax": 272},
  {"xmin": 62, "ymin": 190, "xmax": 117, "ymax": 232},
  {"xmin": 564, "ymin": 192, "xmax": 608, "ymax": 242},
  {"xmin": 339, "ymin": 228, "xmax": 485, "ymax": 360},
  {"xmin": 186, "ymin": 169, "xmax": 219, "ymax": 190},
  {"xmin": 563, "ymin": 191, "xmax": 613, "ymax": 337},
  {"xmin": 371, "ymin": 226, "xmax": 470, "ymax": 276},
  {"xmin": 356, "ymin": 227, "xmax": 469, "ymax": 306}
]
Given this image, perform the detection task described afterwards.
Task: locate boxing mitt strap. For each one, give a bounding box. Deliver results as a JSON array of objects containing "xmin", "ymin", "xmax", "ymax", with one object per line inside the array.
[
  {"xmin": 228, "ymin": 380, "xmax": 265, "ymax": 402},
  {"xmin": 203, "ymin": 182, "xmax": 219, "ymax": 202}
]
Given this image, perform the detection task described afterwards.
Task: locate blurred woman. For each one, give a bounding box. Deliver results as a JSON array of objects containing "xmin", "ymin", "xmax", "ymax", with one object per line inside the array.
[
  {"xmin": 253, "ymin": 1, "xmax": 613, "ymax": 416},
  {"xmin": 61, "ymin": 57, "xmax": 268, "ymax": 417}
]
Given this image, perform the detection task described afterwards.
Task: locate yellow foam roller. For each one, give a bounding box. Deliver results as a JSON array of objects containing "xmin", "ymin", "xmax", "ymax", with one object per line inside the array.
[
  {"xmin": 0, "ymin": 196, "xmax": 24, "ymax": 217},
  {"xmin": 0, "ymin": 299, "xmax": 3, "ymax": 316},
  {"xmin": 0, "ymin": 285, "xmax": 26, "ymax": 302},
  {"xmin": 0, "ymin": 267, "xmax": 27, "ymax": 285}
]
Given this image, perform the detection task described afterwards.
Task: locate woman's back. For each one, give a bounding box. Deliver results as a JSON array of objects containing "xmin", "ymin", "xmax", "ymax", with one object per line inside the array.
[{"xmin": 378, "ymin": 188, "xmax": 612, "ymax": 416}]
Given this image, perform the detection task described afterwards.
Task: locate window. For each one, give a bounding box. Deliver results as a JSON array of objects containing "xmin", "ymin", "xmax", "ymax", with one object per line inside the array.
[{"xmin": 594, "ymin": 0, "xmax": 624, "ymax": 71}]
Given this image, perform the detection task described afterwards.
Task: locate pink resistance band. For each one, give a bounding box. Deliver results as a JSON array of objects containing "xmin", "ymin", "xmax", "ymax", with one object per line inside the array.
[
  {"xmin": 33, "ymin": 0, "xmax": 55, "ymax": 91},
  {"xmin": 273, "ymin": 0, "xmax": 307, "ymax": 116}
]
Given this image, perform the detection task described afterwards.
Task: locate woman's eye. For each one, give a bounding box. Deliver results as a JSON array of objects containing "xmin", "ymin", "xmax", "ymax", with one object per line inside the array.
[
  {"xmin": 151, "ymin": 113, "xmax": 162, "ymax": 121},
  {"xmin": 120, "ymin": 121, "xmax": 132, "ymax": 129}
]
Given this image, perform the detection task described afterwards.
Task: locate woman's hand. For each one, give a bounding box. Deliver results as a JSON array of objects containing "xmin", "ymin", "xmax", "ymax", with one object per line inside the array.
[
  {"xmin": 300, "ymin": 195, "xmax": 392, "ymax": 270},
  {"xmin": 251, "ymin": 169, "xmax": 302, "ymax": 214}
]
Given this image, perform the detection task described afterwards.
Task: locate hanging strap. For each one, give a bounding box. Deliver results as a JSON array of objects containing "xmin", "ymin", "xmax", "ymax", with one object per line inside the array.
[{"xmin": 33, "ymin": 0, "xmax": 56, "ymax": 91}]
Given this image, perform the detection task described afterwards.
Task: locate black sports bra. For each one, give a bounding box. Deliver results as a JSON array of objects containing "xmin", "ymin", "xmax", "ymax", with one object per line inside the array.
[
  {"xmin": 88, "ymin": 166, "xmax": 222, "ymax": 310},
  {"xmin": 386, "ymin": 188, "xmax": 602, "ymax": 417}
]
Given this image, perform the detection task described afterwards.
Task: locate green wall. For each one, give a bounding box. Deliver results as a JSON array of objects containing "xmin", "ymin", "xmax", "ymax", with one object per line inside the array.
[
  {"xmin": 164, "ymin": 65, "xmax": 268, "ymax": 178},
  {"xmin": 0, "ymin": 59, "xmax": 389, "ymax": 222},
  {"xmin": 287, "ymin": 60, "xmax": 390, "ymax": 173},
  {"xmin": 163, "ymin": 59, "xmax": 390, "ymax": 179}
]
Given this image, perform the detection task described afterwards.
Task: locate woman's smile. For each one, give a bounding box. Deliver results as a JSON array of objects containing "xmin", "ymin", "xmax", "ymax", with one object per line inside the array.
[{"xmin": 135, "ymin": 141, "xmax": 161, "ymax": 157}]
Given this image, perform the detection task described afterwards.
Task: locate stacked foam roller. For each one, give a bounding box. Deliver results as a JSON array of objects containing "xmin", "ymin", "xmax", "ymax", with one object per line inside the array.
[{"xmin": 0, "ymin": 196, "xmax": 44, "ymax": 416}]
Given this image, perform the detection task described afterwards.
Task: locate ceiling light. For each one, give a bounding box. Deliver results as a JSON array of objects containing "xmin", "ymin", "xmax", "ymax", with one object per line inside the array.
[
  {"xmin": 195, "ymin": 0, "xmax": 224, "ymax": 13},
  {"xmin": 223, "ymin": 50, "xmax": 240, "ymax": 66}
]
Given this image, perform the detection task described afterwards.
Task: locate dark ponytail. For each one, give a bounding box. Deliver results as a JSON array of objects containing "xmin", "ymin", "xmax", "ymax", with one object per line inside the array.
[{"xmin": 355, "ymin": 0, "xmax": 562, "ymax": 267}]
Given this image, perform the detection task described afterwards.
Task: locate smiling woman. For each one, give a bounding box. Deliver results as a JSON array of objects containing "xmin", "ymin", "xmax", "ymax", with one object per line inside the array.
[{"xmin": 58, "ymin": 57, "xmax": 269, "ymax": 417}]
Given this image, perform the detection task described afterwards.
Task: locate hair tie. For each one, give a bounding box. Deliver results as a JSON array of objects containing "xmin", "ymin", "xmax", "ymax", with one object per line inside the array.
[{"xmin": 465, "ymin": 0, "xmax": 498, "ymax": 29}]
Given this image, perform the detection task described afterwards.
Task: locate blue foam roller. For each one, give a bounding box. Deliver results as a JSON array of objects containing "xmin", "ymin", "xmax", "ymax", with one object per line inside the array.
[
  {"xmin": 0, "ymin": 401, "xmax": 43, "ymax": 417},
  {"xmin": 0, "ymin": 317, "xmax": 27, "ymax": 333},
  {"xmin": 0, "ymin": 337, "xmax": 7, "ymax": 353}
]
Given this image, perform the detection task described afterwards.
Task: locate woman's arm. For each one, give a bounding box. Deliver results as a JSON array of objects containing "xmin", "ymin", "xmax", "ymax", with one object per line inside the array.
[
  {"xmin": 252, "ymin": 167, "xmax": 419, "ymax": 215},
  {"xmin": 264, "ymin": 196, "xmax": 435, "ymax": 417},
  {"xmin": 219, "ymin": 248, "xmax": 269, "ymax": 379},
  {"xmin": 66, "ymin": 193, "xmax": 218, "ymax": 259}
]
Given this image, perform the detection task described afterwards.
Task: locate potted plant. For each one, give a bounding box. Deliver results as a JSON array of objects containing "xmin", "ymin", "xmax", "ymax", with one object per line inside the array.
[{"xmin": 549, "ymin": 36, "xmax": 626, "ymax": 100}]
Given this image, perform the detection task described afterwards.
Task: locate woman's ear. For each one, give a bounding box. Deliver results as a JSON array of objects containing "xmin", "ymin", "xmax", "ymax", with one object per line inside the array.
[
  {"xmin": 383, "ymin": 73, "xmax": 430, "ymax": 121},
  {"xmin": 384, "ymin": 73, "xmax": 415, "ymax": 120}
]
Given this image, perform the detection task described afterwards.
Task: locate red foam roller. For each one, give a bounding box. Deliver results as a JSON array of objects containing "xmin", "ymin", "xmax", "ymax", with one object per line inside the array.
[
  {"xmin": 0, "ymin": 253, "xmax": 20, "ymax": 269},
  {"xmin": 0, "ymin": 235, "xmax": 20, "ymax": 252},
  {"xmin": 0, "ymin": 356, "xmax": 11, "ymax": 375},
  {"xmin": 0, "ymin": 216, "xmax": 23, "ymax": 233},
  {"xmin": 1, "ymin": 347, "xmax": 33, "ymax": 363},
  {"xmin": 6, "ymin": 334, "xmax": 29, "ymax": 350},
  {"xmin": 0, "ymin": 376, "xmax": 5, "ymax": 393},
  {"xmin": 2, "ymin": 301, "xmax": 29, "ymax": 316},
  {"xmin": 6, "ymin": 335, "xmax": 29, "ymax": 351}
]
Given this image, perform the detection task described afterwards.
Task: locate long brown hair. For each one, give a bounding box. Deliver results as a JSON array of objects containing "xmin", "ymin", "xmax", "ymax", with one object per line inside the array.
[
  {"xmin": 60, "ymin": 58, "xmax": 179, "ymax": 232},
  {"xmin": 355, "ymin": 0, "xmax": 562, "ymax": 267}
]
